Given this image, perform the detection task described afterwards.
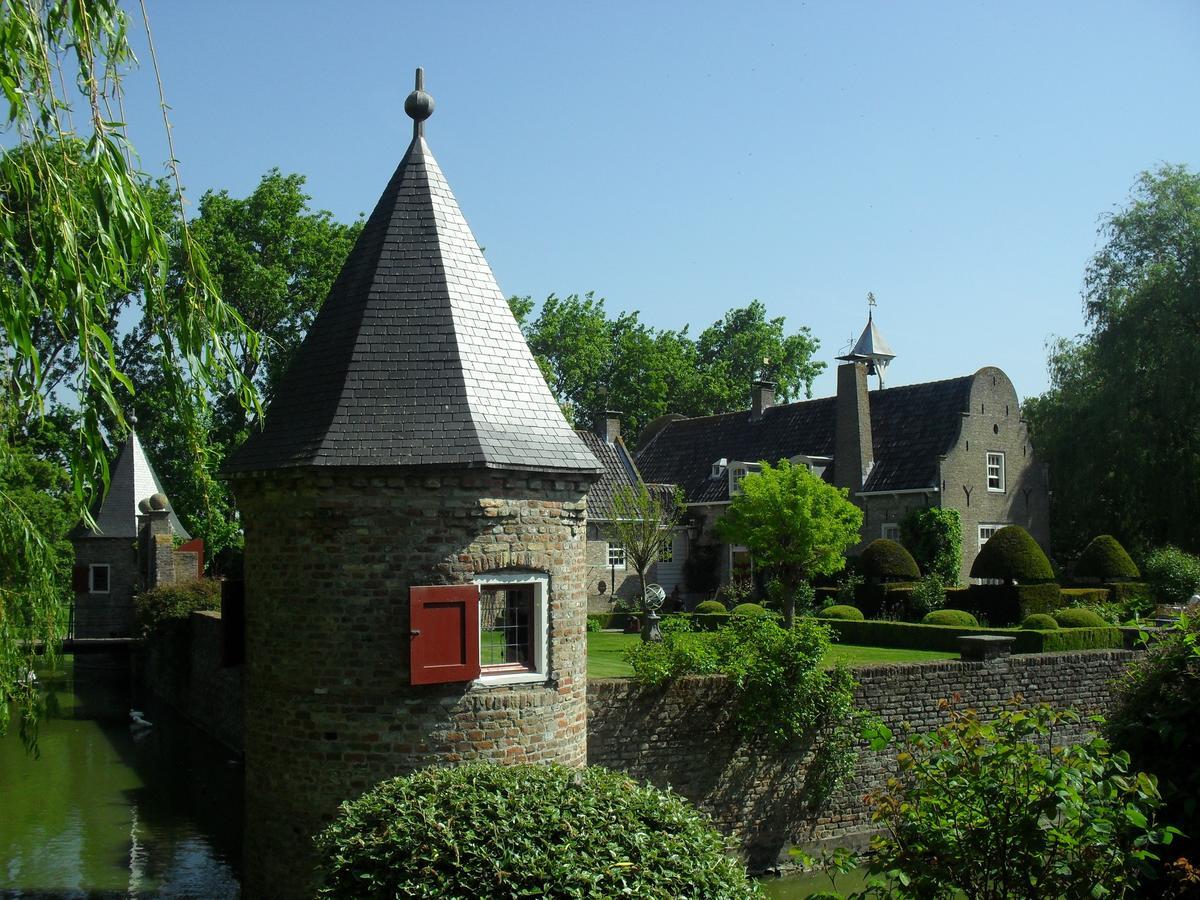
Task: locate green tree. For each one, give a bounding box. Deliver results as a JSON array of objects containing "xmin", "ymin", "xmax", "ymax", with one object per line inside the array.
[
  {"xmin": 0, "ymin": 1, "xmax": 259, "ymax": 734},
  {"xmin": 1026, "ymin": 165, "xmax": 1200, "ymax": 557},
  {"xmin": 716, "ymin": 459, "xmax": 863, "ymax": 628},
  {"xmin": 609, "ymin": 484, "xmax": 683, "ymax": 639}
]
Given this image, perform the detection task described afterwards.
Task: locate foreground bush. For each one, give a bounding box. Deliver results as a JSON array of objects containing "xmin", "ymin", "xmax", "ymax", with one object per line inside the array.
[
  {"xmin": 818, "ymin": 604, "xmax": 864, "ymax": 621},
  {"xmin": 863, "ymin": 704, "xmax": 1178, "ymax": 898},
  {"xmin": 314, "ymin": 763, "xmax": 759, "ymax": 899},
  {"xmin": 132, "ymin": 578, "xmax": 222, "ymax": 638},
  {"xmin": 1054, "ymin": 607, "xmax": 1108, "ymax": 629},
  {"xmin": 1144, "ymin": 546, "xmax": 1200, "ymax": 605},
  {"xmin": 922, "ymin": 609, "xmax": 978, "ymax": 627},
  {"xmin": 900, "ymin": 507, "xmax": 962, "ymax": 585}
]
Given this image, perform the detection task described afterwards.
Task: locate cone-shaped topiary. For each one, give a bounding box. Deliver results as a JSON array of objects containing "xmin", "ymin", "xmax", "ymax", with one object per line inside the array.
[
  {"xmin": 1074, "ymin": 535, "xmax": 1140, "ymax": 581},
  {"xmin": 819, "ymin": 604, "xmax": 865, "ymax": 621},
  {"xmin": 970, "ymin": 525, "xmax": 1054, "ymax": 584},
  {"xmin": 693, "ymin": 599, "xmax": 727, "ymax": 615},
  {"xmin": 860, "ymin": 539, "xmax": 921, "ymax": 581},
  {"xmin": 922, "ymin": 609, "xmax": 979, "ymax": 627},
  {"xmin": 1053, "ymin": 607, "xmax": 1108, "ymax": 628},
  {"xmin": 1021, "ymin": 613, "xmax": 1059, "ymax": 630}
]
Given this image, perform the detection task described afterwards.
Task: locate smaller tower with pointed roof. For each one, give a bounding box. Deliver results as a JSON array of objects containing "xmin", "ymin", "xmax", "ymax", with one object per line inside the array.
[{"xmin": 839, "ymin": 293, "xmax": 896, "ymax": 389}]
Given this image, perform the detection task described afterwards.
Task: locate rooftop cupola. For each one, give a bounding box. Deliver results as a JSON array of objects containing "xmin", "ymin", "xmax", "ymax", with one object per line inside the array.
[
  {"xmin": 838, "ymin": 292, "xmax": 896, "ymax": 389},
  {"xmin": 225, "ymin": 68, "xmax": 600, "ymax": 477}
]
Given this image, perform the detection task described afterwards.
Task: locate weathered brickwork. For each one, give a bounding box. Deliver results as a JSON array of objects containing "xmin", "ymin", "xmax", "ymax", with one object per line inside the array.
[
  {"xmin": 230, "ymin": 467, "xmax": 592, "ymax": 899},
  {"xmin": 71, "ymin": 537, "xmax": 138, "ymax": 638},
  {"xmin": 587, "ymin": 650, "xmax": 1137, "ymax": 871}
]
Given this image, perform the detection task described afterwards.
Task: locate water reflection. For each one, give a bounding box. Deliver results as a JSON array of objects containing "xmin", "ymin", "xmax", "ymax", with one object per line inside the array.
[{"xmin": 1, "ymin": 656, "xmax": 242, "ymax": 898}]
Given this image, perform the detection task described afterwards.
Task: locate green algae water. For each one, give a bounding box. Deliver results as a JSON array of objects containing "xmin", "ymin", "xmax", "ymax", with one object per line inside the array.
[{"xmin": 1, "ymin": 656, "xmax": 242, "ymax": 898}]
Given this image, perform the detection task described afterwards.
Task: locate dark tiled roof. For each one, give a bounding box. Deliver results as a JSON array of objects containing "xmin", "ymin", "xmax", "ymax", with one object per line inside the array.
[
  {"xmin": 575, "ymin": 430, "xmax": 642, "ymax": 520},
  {"xmin": 224, "ymin": 134, "xmax": 600, "ymax": 476},
  {"xmin": 636, "ymin": 376, "xmax": 973, "ymax": 502}
]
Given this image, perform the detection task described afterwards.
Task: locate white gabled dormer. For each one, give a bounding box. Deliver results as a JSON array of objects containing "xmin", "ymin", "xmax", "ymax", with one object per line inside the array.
[
  {"xmin": 710, "ymin": 458, "xmax": 728, "ymax": 479},
  {"xmin": 728, "ymin": 460, "xmax": 762, "ymax": 495}
]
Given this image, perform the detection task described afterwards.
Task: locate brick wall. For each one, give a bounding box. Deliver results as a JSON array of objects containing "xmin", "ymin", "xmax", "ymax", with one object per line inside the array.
[
  {"xmin": 71, "ymin": 536, "xmax": 138, "ymax": 638},
  {"xmin": 230, "ymin": 466, "xmax": 593, "ymax": 899},
  {"xmin": 587, "ymin": 650, "xmax": 1137, "ymax": 871}
]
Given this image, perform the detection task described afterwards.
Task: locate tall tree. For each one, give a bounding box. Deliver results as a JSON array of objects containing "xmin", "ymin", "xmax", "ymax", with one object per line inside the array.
[
  {"xmin": 1026, "ymin": 165, "xmax": 1200, "ymax": 557},
  {"xmin": 608, "ymin": 484, "xmax": 683, "ymax": 640},
  {"xmin": 716, "ymin": 459, "xmax": 862, "ymax": 628},
  {"xmin": 0, "ymin": 1, "xmax": 259, "ymax": 734}
]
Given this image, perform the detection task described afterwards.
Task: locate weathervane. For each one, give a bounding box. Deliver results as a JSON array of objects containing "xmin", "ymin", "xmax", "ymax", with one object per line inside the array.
[{"xmin": 867, "ymin": 291, "xmax": 877, "ymax": 318}]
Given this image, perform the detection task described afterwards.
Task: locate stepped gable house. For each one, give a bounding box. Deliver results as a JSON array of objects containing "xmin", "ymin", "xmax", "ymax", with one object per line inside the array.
[
  {"xmin": 70, "ymin": 429, "xmax": 202, "ymax": 638},
  {"xmin": 636, "ymin": 313, "xmax": 1050, "ymax": 586},
  {"xmin": 222, "ymin": 70, "xmax": 602, "ymax": 899}
]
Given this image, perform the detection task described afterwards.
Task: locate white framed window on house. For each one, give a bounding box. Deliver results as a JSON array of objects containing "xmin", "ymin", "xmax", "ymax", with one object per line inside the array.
[
  {"xmin": 881, "ymin": 523, "xmax": 901, "ymax": 542},
  {"xmin": 978, "ymin": 523, "xmax": 1006, "ymax": 549},
  {"xmin": 88, "ymin": 563, "xmax": 110, "ymax": 594},
  {"xmin": 475, "ymin": 572, "xmax": 549, "ymax": 685},
  {"xmin": 658, "ymin": 540, "xmax": 673, "ymax": 564},
  {"xmin": 608, "ymin": 545, "xmax": 627, "ymax": 569},
  {"xmin": 986, "ymin": 452, "xmax": 1006, "ymax": 492}
]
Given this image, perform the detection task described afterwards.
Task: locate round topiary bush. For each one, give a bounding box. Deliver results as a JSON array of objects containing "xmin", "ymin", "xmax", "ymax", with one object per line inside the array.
[
  {"xmin": 818, "ymin": 604, "xmax": 865, "ymax": 621},
  {"xmin": 314, "ymin": 763, "xmax": 758, "ymax": 898},
  {"xmin": 1074, "ymin": 535, "xmax": 1140, "ymax": 581},
  {"xmin": 1053, "ymin": 607, "xmax": 1108, "ymax": 628},
  {"xmin": 922, "ymin": 609, "xmax": 979, "ymax": 627},
  {"xmin": 693, "ymin": 599, "xmax": 727, "ymax": 615},
  {"xmin": 1021, "ymin": 613, "xmax": 1059, "ymax": 630},
  {"xmin": 730, "ymin": 602, "xmax": 769, "ymax": 618},
  {"xmin": 860, "ymin": 539, "xmax": 921, "ymax": 581},
  {"xmin": 969, "ymin": 525, "xmax": 1054, "ymax": 584}
]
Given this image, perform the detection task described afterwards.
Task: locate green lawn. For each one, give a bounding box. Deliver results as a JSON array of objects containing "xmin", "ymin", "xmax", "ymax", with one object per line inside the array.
[{"xmin": 586, "ymin": 631, "xmax": 956, "ymax": 679}]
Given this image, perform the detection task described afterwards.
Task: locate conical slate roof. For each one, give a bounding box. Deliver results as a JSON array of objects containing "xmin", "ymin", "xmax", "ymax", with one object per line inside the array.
[
  {"xmin": 80, "ymin": 431, "xmax": 189, "ymax": 539},
  {"xmin": 225, "ymin": 76, "xmax": 600, "ymax": 476},
  {"xmin": 850, "ymin": 313, "xmax": 895, "ymax": 362}
]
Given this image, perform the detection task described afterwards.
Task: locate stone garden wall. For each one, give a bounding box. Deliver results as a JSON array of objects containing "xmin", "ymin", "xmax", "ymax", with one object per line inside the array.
[{"xmin": 587, "ymin": 650, "xmax": 1137, "ymax": 871}]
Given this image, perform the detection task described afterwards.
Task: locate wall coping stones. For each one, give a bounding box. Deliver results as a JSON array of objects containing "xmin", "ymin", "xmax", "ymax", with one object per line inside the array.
[{"xmin": 957, "ymin": 634, "xmax": 1016, "ymax": 661}]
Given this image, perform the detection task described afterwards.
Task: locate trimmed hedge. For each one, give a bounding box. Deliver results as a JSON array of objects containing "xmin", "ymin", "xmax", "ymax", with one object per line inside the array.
[
  {"xmin": 1021, "ymin": 614, "xmax": 1059, "ymax": 630},
  {"xmin": 730, "ymin": 602, "xmax": 769, "ymax": 618},
  {"xmin": 854, "ymin": 581, "xmax": 917, "ymax": 619},
  {"xmin": 923, "ymin": 609, "xmax": 979, "ymax": 627},
  {"xmin": 819, "ymin": 604, "xmax": 865, "ymax": 621},
  {"xmin": 951, "ymin": 582, "xmax": 1062, "ymax": 626},
  {"xmin": 1074, "ymin": 534, "xmax": 1140, "ymax": 581},
  {"xmin": 314, "ymin": 763, "xmax": 758, "ymax": 898},
  {"xmin": 693, "ymin": 599, "xmax": 727, "ymax": 615},
  {"xmin": 970, "ymin": 525, "xmax": 1054, "ymax": 583},
  {"xmin": 692, "ymin": 612, "xmax": 731, "ymax": 631},
  {"xmin": 818, "ymin": 618, "xmax": 1124, "ymax": 654},
  {"xmin": 133, "ymin": 578, "xmax": 222, "ymax": 638},
  {"xmin": 1054, "ymin": 607, "xmax": 1108, "ymax": 629},
  {"xmin": 860, "ymin": 539, "xmax": 920, "ymax": 581},
  {"xmin": 1061, "ymin": 587, "xmax": 1110, "ymax": 606}
]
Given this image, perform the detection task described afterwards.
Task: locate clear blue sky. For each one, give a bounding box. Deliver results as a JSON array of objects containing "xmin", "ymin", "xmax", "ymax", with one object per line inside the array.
[{"xmin": 118, "ymin": 1, "xmax": 1199, "ymax": 403}]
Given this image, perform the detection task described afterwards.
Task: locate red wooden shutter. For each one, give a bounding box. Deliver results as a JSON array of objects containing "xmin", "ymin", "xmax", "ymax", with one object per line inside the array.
[
  {"xmin": 72, "ymin": 565, "xmax": 89, "ymax": 593},
  {"xmin": 409, "ymin": 585, "xmax": 480, "ymax": 685},
  {"xmin": 178, "ymin": 538, "xmax": 205, "ymax": 578}
]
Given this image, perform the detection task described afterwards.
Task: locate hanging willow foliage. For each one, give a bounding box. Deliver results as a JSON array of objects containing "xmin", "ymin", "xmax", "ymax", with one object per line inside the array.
[{"xmin": 0, "ymin": 0, "xmax": 260, "ymax": 738}]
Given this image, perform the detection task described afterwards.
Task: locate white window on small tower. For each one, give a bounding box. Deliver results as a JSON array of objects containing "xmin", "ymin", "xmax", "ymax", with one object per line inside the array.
[
  {"xmin": 881, "ymin": 523, "xmax": 901, "ymax": 542},
  {"xmin": 986, "ymin": 452, "xmax": 1005, "ymax": 492},
  {"xmin": 89, "ymin": 564, "xmax": 110, "ymax": 594},
  {"xmin": 608, "ymin": 545, "xmax": 626, "ymax": 569}
]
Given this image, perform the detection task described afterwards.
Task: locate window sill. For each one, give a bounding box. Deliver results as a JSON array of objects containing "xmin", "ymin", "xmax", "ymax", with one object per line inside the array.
[
  {"xmin": 986, "ymin": 488, "xmax": 1006, "ymax": 493},
  {"xmin": 474, "ymin": 671, "xmax": 547, "ymax": 687}
]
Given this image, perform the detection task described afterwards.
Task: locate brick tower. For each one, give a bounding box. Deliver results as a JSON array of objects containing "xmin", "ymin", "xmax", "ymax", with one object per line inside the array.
[{"xmin": 224, "ymin": 70, "xmax": 601, "ymax": 898}]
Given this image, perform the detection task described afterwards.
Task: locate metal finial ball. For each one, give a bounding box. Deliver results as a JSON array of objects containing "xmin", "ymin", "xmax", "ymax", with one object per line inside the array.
[{"xmin": 405, "ymin": 89, "xmax": 434, "ymax": 122}]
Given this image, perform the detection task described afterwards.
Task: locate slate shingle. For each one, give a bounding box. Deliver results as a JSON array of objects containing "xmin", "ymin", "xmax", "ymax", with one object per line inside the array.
[
  {"xmin": 224, "ymin": 135, "xmax": 600, "ymax": 476},
  {"xmin": 636, "ymin": 376, "xmax": 973, "ymax": 502}
]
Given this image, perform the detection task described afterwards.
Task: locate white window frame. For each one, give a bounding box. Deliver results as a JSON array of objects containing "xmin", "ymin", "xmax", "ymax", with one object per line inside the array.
[
  {"xmin": 473, "ymin": 571, "xmax": 549, "ymax": 687},
  {"xmin": 881, "ymin": 523, "xmax": 901, "ymax": 542},
  {"xmin": 88, "ymin": 563, "xmax": 111, "ymax": 594},
  {"xmin": 986, "ymin": 451, "xmax": 1006, "ymax": 492},
  {"xmin": 978, "ymin": 523, "xmax": 1005, "ymax": 549},
  {"xmin": 608, "ymin": 544, "xmax": 626, "ymax": 569},
  {"xmin": 728, "ymin": 461, "xmax": 761, "ymax": 496}
]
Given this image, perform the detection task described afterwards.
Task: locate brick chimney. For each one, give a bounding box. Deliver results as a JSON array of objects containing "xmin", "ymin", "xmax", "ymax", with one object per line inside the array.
[
  {"xmin": 594, "ymin": 409, "xmax": 622, "ymax": 444},
  {"xmin": 751, "ymin": 380, "xmax": 775, "ymax": 421},
  {"xmin": 835, "ymin": 361, "xmax": 873, "ymax": 491}
]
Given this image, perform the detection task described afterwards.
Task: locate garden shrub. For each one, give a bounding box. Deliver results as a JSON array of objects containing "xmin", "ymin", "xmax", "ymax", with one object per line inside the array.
[
  {"xmin": 1110, "ymin": 582, "xmax": 1156, "ymax": 620},
  {"xmin": 819, "ymin": 619, "xmax": 1123, "ymax": 653},
  {"xmin": 834, "ymin": 569, "xmax": 863, "ymax": 607},
  {"xmin": 1021, "ymin": 613, "xmax": 1059, "ymax": 630},
  {"xmin": 1060, "ymin": 587, "xmax": 1110, "ymax": 606},
  {"xmin": 854, "ymin": 581, "xmax": 916, "ymax": 619},
  {"xmin": 692, "ymin": 612, "xmax": 731, "ymax": 632},
  {"xmin": 1074, "ymin": 534, "xmax": 1140, "ymax": 581},
  {"xmin": 1107, "ymin": 615, "xmax": 1200, "ymax": 865},
  {"xmin": 694, "ymin": 599, "xmax": 727, "ymax": 615},
  {"xmin": 859, "ymin": 538, "xmax": 920, "ymax": 581},
  {"xmin": 908, "ymin": 574, "xmax": 946, "ymax": 619},
  {"xmin": 792, "ymin": 580, "xmax": 818, "ymax": 617},
  {"xmin": 314, "ymin": 763, "xmax": 758, "ymax": 899},
  {"xmin": 818, "ymin": 604, "xmax": 865, "ymax": 621},
  {"xmin": 1144, "ymin": 546, "xmax": 1200, "ymax": 605},
  {"xmin": 1054, "ymin": 607, "xmax": 1108, "ymax": 629},
  {"xmin": 962, "ymin": 582, "xmax": 1062, "ymax": 626},
  {"xmin": 730, "ymin": 602, "xmax": 769, "ymax": 618},
  {"xmin": 1040, "ymin": 626, "xmax": 1125, "ymax": 652},
  {"xmin": 585, "ymin": 616, "xmax": 602, "ymax": 633},
  {"xmin": 133, "ymin": 578, "xmax": 222, "ymax": 638},
  {"xmin": 922, "ymin": 609, "xmax": 978, "ymax": 627},
  {"xmin": 969, "ymin": 524, "xmax": 1054, "ymax": 583},
  {"xmin": 862, "ymin": 704, "xmax": 1177, "ymax": 898},
  {"xmin": 900, "ymin": 507, "xmax": 962, "ymax": 585}
]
